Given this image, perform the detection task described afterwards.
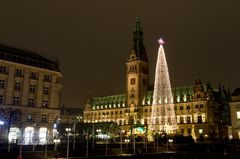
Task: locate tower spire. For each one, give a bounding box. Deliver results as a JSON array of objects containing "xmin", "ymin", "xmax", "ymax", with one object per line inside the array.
[{"xmin": 130, "ymin": 0, "xmax": 148, "ymax": 62}]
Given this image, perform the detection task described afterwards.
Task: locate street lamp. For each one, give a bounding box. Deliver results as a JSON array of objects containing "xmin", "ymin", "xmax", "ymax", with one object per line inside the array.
[
  {"xmin": 120, "ymin": 129, "xmax": 125, "ymax": 154},
  {"xmin": 168, "ymin": 139, "xmax": 173, "ymax": 152},
  {"xmin": 106, "ymin": 123, "xmax": 114, "ymax": 156},
  {"xmin": 96, "ymin": 129, "xmax": 101, "ymax": 133},
  {"xmin": 0, "ymin": 120, "xmax": 4, "ymax": 139},
  {"xmin": 66, "ymin": 128, "xmax": 71, "ymax": 159},
  {"xmin": 53, "ymin": 139, "xmax": 60, "ymax": 151}
]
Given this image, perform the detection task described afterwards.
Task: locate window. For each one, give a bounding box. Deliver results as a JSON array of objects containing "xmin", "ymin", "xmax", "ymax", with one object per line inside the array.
[
  {"xmin": 120, "ymin": 111, "xmax": 122, "ymax": 114},
  {"xmin": 197, "ymin": 116, "xmax": 202, "ymax": 123},
  {"xmin": 237, "ymin": 112, "xmax": 240, "ymax": 119},
  {"xmin": 0, "ymin": 80, "xmax": 5, "ymax": 89},
  {"xmin": 111, "ymin": 111, "xmax": 113, "ymax": 115},
  {"xmin": 41, "ymin": 115, "xmax": 48, "ymax": 123},
  {"xmin": 188, "ymin": 128, "xmax": 191, "ymax": 134},
  {"xmin": 30, "ymin": 72, "xmax": 37, "ymax": 79},
  {"xmin": 0, "ymin": 95, "xmax": 3, "ymax": 104},
  {"xmin": 181, "ymin": 129, "xmax": 184, "ymax": 134},
  {"xmin": 15, "ymin": 69, "xmax": 23, "ymax": 77},
  {"xmin": 13, "ymin": 97, "xmax": 20, "ymax": 105},
  {"xmin": 43, "ymin": 100, "xmax": 48, "ymax": 108},
  {"xmin": 187, "ymin": 116, "xmax": 191, "ymax": 123},
  {"xmin": 43, "ymin": 87, "xmax": 49, "ymax": 95},
  {"xmin": 195, "ymin": 105, "xmax": 199, "ymax": 109},
  {"xmin": 197, "ymin": 94, "xmax": 201, "ymax": 99},
  {"xmin": 44, "ymin": 75, "xmax": 51, "ymax": 82},
  {"xmin": 27, "ymin": 114, "xmax": 33, "ymax": 122},
  {"xmin": 200, "ymin": 104, "xmax": 204, "ymax": 108},
  {"xmin": 144, "ymin": 109, "xmax": 148, "ymax": 112},
  {"xmin": 28, "ymin": 98, "xmax": 35, "ymax": 106},
  {"xmin": 0, "ymin": 66, "xmax": 7, "ymax": 73},
  {"xmin": 186, "ymin": 106, "xmax": 190, "ymax": 110},
  {"xmin": 180, "ymin": 117, "xmax": 184, "ymax": 124},
  {"xmin": 115, "ymin": 111, "xmax": 118, "ymax": 115},
  {"xmin": 106, "ymin": 112, "xmax": 109, "ymax": 115},
  {"xmin": 199, "ymin": 129, "xmax": 203, "ymax": 134},
  {"xmin": 29, "ymin": 85, "xmax": 35, "ymax": 93},
  {"xmin": 180, "ymin": 106, "xmax": 184, "ymax": 110},
  {"xmin": 14, "ymin": 82, "xmax": 21, "ymax": 91}
]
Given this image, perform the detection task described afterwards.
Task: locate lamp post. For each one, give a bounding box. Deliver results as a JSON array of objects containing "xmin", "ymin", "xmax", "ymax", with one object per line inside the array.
[
  {"xmin": 106, "ymin": 123, "xmax": 114, "ymax": 156},
  {"xmin": 0, "ymin": 120, "xmax": 4, "ymax": 141},
  {"xmin": 156, "ymin": 131, "xmax": 160, "ymax": 152},
  {"xmin": 120, "ymin": 129, "xmax": 125, "ymax": 154},
  {"xmin": 66, "ymin": 128, "xmax": 71, "ymax": 159},
  {"xmin": 73, "ymin": 122, "xmax": 76, "ymax": 151},
  {"xmin": 92, "ymin": 122, "xmax": 94, "ymax": 150},
  {"xmin": 168, "ymin": 139, "xmax": 173, "ymax": 152},
  {"xmin": 53, "ymin": 139, "xmax": 60, "ymax": 151},
  {"xmin": 96, "ymin": 128, "xmax": 101, "ymax": 141}
]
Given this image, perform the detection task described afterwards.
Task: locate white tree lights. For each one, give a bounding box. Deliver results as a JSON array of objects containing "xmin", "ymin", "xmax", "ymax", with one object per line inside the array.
[{"xmin": 150, "ymin": 38, "xmax": 178, "ymax": 134}]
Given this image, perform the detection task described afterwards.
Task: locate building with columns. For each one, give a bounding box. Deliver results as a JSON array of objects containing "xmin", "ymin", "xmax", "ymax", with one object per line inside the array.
[
  {"xmin": 0, "ymin": 44, "xmax": 62, "ymax": 144},
  {"xmin": 83, "ymin": 17, "xmax": 231, "ymax": 141}
]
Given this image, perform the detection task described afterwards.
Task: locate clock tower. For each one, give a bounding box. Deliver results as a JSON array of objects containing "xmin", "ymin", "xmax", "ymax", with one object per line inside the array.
[{"xmin": 126, "ymin": 16, "xmax": 149, "ymax": 125}]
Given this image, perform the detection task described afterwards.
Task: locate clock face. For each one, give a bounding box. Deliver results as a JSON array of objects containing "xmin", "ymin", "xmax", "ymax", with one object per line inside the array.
[{"xmin": 130, "ymin": 78, "xmax": 135, "ymax": 85}]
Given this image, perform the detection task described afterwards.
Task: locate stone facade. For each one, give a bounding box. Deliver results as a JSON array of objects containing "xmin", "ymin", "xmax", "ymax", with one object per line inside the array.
[{"xmin": 0, "ymin": 44, "xmax": 62, "ymax": 144}]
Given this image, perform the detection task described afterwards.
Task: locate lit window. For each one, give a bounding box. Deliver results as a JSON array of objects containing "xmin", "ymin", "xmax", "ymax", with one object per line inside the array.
[
  {"xmin": 199, "ymin": 129, "xmax": 203, "ymax": 134},
  {"xmin": 237, "ymin": 112, "xmax": 240, "ymax": 119},
  {"xmin": 43, "ymin": 100, "xmax": 49, "ymax": 108},
  {"xmin": 24, "ymin": 127, "xmax": 34, "ymax": 144},
  {"xmin": 8, "ymin": 127, "xmax": 20, "ymax": 143},
  {"xmin": 27, "ymin": 114, "xmax": 33, "ymax": 122},
  {"xmin": 39, "ymin": 127, "xmax": 47, "ymax": 144}
]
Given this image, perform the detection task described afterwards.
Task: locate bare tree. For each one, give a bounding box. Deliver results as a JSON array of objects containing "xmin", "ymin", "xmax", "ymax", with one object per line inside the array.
[{"xmin": 0, "ymin": 107, "xmax": 22, "ymax": 138}]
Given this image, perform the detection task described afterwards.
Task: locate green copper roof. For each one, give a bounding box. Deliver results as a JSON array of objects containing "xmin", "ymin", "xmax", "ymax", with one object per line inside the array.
[
  {"xmin": 90, "ymin": 84, "xmax": 217, "ymax": 110},
  {"xmin": 91, "ymin": 94, "xmax": 126, "ymax": 110}
]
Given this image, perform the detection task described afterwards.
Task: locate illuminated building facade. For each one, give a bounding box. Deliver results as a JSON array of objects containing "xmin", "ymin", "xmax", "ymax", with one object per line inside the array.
[
  {"xmin": 0, "ymin": 44, "xmax": 62, "ymax": 144},
  {"xmin": 83, "ymin": 17, "xmax": 231, "ymax": 140},
  {"xmin": 229, "ymin": 88, "xmax": 240, "ymax": 139}
]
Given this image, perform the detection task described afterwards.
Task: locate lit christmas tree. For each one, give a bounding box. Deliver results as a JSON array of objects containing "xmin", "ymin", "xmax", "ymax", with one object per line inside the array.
[{"xmin": 150, "ymin": 38, "xmax": 178, "ymax": 134}]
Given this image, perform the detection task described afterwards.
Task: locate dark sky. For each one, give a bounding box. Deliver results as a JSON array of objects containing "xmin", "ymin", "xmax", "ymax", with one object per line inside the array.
[{"xmin": 0, "ymin": 1, "xmax": 240, "ymax": 107}]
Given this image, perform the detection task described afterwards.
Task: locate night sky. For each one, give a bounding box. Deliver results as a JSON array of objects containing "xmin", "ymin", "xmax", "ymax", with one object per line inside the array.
[{"xmin": 0, "ymin": 1, "xmax": 240, "ymax": 107}]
